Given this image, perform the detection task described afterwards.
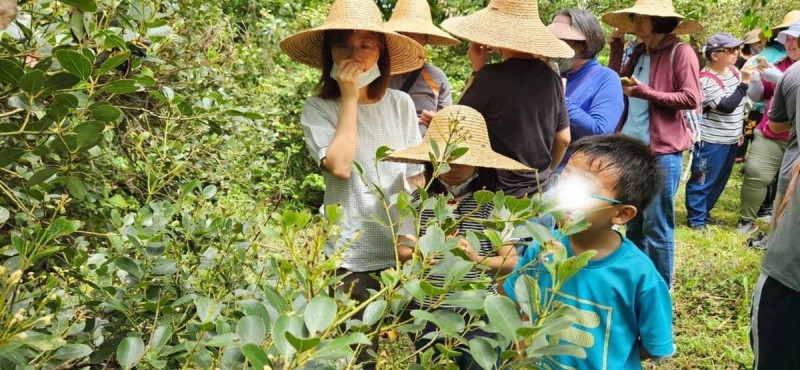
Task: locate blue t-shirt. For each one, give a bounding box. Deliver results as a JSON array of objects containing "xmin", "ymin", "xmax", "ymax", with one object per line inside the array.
[
  {"xmin": 503, "ymin": 232, "xmax": 674, "ymax": 370},
  {"xmin": 621, "ymin": 55, "xmax": 652, "ymax": 145}
]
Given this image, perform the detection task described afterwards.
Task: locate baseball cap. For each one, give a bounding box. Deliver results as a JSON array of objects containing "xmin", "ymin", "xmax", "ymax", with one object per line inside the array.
[
  {"xmin": 777, "ymin": 20, "xmax": 800, "ymax": 45},
  {"xmin": 705, "ymin": 33, "xmax": 744, "ymax": 53}
]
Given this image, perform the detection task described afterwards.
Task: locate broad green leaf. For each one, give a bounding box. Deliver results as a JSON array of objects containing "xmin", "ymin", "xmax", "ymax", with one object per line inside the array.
[
  {"xmin": 150, "ymin": 325, "xmax": 172, "ymax": 352},
  {"xmin": 484, "ymin": 295, "xmax": 522, "ymax": 341},
  {"xmin": 514, "ymin": 275, "xmax": 539, "ymax": 319},
  {"xmin": 285, "ymin": 332, "xmax": 320, "ymax": 353},
  {"xmin": 236, "ymin": 316, "xmax": 266, "ymax": 344},
  {"xmin": 60, "ymin": 0, "xmax": 98, "ymax": 12},
  {"xmin": 238, "ymin": 300, "xmax": 271, "ymax": 331},
  {"xmin": 443, "ymin": 290, "xmax": 486, "ymax": 310},
  {"xmin": 194, "ymin": 296, "xmax": 221, "ymax": 323},
  {"xmin": 55, "ymin": 50, "xmax": 92, "ymax": 81},
  {"xmin": 271, "ymin": 315, "xmax": 305, "ymax": 357},
  {"xmin": 97, "ymin": 51, "xmax": 130, "ymax": 76},
  {"xmin": 54, "ymin": 93, "xmax": 79, "ymax": 108},
  {"xmin": 76, "ymin": 121, "xmax": 106, "ymax": 149},
  {"xmin": 0, "ymin": 207, "xmax": 8, "ymax": 224},
  {"xmin": 361, "ymin": 300, "xmax": 386, "ymax": 327},
  {"xmin": 241, "ymin": 343, "xmax": 269, "ymax": 369},
  {"xmin": 375, "ymin": 146, "xmax": 392, "ymax": 161},
  {"xmin": 410, "ymin": 310, "xmax": 465, "ymax": 335},
  {"xmin": 304, "ymin": 295, "xmax": 336, "ymax": 335},
  {"xmin": 107, "ymin": 194, "xmax": 128, "ymax": 208},
  {"xmin": 29, "ymin": 167, "xmax": 58, "ymax": 186},
  {"xmin": 43, "ymin": 218, "xmax": 79, "ymax": 242},
  {"xmin": 473, "ymin": 190, "xmax": 494, "ymax": 205},
  {"xmin": 54, "ymin": 344, "xmax": 92, "ymax": 360},
  {"xmin": 47, "ymin": 104, "xmax": 71, "ymax": 122},
  {"xmin": 89, "ymin": 102, "xmax": 122, "ymax": 122},
  {"xmin": 98, "ymin": 79, "xmax": 141, "ymax": 94},
  {"xmin": 419, "ymin": 226, "xmax": 446, "ymax": 257},
  {"xmin": 146, "ymin": 25, "xmax": 173, "ymax": 37},
  {"xmin": 44, "ymin": 72, "xmax": 80, "ymax": 92},
  {"xmin": 202, "ymin": 185, "xmax": 217, "ymax": 199},
  {"xmin": 314, "ymin": 333, "xmax": 371, "ymax": 360},
  {"xmin": 0, "ymin": 148, "xmax": 25, "ymax": 167},
  {"xmin": 204, "ymin": 333, "xmax": 237, "ymax": 347},
  {"xmin": 0, "ymin": 59, "xmax": 23, "ymax": 85},
  {"xmin": 20, "ymin": 70, "xmax": 46, "ymax": 95},
  {"xmin": 69, "ymin": 12, "xmax": 86, "ymax": 40},
  {"xmin": 66, "ymin": 176, "xmax": 87, "ymax": 200},
  {"xmin": 468, "ymin": 338, "xmax": 497, "ymax": 370},
  {"xmin": 117, "ymin": 336, "xmax": 144, "ymax": 369},
  {"xmin": 114, "ymin": 256, "xmax": 143, "ymax": 279}
]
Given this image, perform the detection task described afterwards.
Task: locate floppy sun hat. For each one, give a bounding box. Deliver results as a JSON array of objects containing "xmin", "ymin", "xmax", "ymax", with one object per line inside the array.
[
  {"xmin": 279, "ymin": 0, "xmax": 425, "ymax": 74},
  {"xmin": 601, "ymin": 0, "xmax": 703, "ymax": 35},
  {"xmin": 777, "ymin": 20, "xmax": 800, "ymax": 45},
  {"xmin": 387, "ymin": 105, "xmax": 534, "ymax": 172},
  {"xmin": 440, "ymin": 0, "xmax": 574, "ymax": 59},
  {"xmin": 773, "ymin": 10, "xmax": 800, "ymax": 31},
  {"xmin": 385, "ymin": 0, "xmax": 459, "ymax": 46}
]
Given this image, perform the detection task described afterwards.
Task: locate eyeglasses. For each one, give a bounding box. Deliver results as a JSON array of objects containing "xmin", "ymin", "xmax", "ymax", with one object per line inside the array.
[{"xmin": 331, "ymin": 42, "xmax": 379, "ymax": 57}]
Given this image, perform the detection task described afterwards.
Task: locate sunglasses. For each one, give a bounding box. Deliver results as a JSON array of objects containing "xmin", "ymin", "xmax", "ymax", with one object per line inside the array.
[{"xmin": 713, "ymin": 47, "xmax": 740, "ymax": 54}]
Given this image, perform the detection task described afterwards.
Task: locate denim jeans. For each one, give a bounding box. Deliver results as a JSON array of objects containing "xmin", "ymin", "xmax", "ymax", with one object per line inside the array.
[
  {"xmin": 626, "ymin": 152, "xmax": 683, "ymax": 286},
  {"xmin": 685, "ymin": 142, "xmax": 738, "ymax": 227}
]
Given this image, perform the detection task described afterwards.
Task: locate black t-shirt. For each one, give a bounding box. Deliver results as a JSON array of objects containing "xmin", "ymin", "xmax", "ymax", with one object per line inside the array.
[{"xmin": 459, "ymin": 58, "xmax": 569, "ymax": 197}]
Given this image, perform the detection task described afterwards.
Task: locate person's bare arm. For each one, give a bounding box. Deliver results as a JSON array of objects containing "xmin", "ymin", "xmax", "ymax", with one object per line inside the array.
[
  {"xmin": 396, "ymin": 235, "xmax": 416, "ymax": 263},
  {"xmin": 550, "ymin": 127, "xmax": 571, "ymax": 170},
  {"xmin": 320, "ymin": 59, "xmax": 363, "ymax": 179}
]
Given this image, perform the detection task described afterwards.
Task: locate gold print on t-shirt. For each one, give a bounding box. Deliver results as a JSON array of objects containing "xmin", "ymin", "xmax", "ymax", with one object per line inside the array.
[{"xmin": 547, "ymin": 290, "xmax": 614, "ymax": 370}]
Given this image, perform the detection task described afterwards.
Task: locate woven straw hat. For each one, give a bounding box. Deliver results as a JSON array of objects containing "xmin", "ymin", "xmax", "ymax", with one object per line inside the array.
[
  {"xmin": 387, "ymin": 105, "xmax": 533, "ymax": 171},
  {"xmin": 440, "ymin": 0, "xmax": 574, "ymax": 58},
  {"xmin": 386, "ymin": 0, "xmax": 459, "ymax": 46},
  {"xmin": 601, "ymin": 0, "xmax": 704, "ymax": 35},
  {"xmin": 279, "ymin": 0, "xmax": 425, "ymax": 74},
  {"xmin": 743, "ymin": 29, "xmax": 761, "ymax": 45},
  {"xmin": 773, "ymin": 10, "xmax": 800, "ymax": 30}
]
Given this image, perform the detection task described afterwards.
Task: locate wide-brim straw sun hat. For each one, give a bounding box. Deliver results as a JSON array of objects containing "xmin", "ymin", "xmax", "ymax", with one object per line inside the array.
[
  {"xmin": 279, "ymin": 0, "xmax": 425, "ymax": 74},
  {"xmin": 601, "ymin": 0, "xmax": 704, "ymax": 35},
  {"xmin": 440, "ymin": 0, "xmax": 574, "ymax": 58},
  {"xmin": 742, "ymin": 29, "xmax": 761, "ymax": 45},
  {"xmin": 773, "ymin": 10, "xmax": 800, "ymax": 30},
  {"xmin": 386, "ymin": 0, "xmax": 459, "ymax": 46},
  {"xmin": 387, "ymin": 105, "xmax": 534, "ymax": 172}
]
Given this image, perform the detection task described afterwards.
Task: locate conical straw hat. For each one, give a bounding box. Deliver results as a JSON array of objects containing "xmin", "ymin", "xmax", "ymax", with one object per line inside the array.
[
  {"xmin": 279, "ymin": 0, "xmax": 425, "ymax": 74},
  {"xmin": 601, "ymin": 0, "xmax": 703, "ymax": 35},
  {"xmin": 386, "ymin": 0, "xmax": 459, "ymax": 46},
  {"xmin": 773, "ymin": 10, "xmax": 800, "ymax": 30},
  {"xmin": 440, "ymin": 0, "xmax": 574, "ymax": 58},
  {"xmin": 387, "ymin": 105, "xmax": 534, "ymax": 172}
]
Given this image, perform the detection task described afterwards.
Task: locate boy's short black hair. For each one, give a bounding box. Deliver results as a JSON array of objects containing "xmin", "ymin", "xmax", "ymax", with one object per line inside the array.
[{"xmin": 570, "ymin": 135, "xmax": 662, "ymax": 211}]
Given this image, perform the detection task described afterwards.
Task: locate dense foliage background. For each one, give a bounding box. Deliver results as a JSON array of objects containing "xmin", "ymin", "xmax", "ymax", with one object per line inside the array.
[{"xmin": 1, "ymin": 0, "xmax": 799, "ymax": 368}]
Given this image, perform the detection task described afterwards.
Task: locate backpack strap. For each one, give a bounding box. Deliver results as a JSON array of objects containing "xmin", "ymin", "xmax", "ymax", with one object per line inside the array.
[
  {"xmin": 729, "ymin": 65, "xmax": 741, "ymax": 80},
  {"xmin": 420, "ymin": 68, "xmax": 440, "ymax": 100},
  {"xmin": 699, "ymin": 70, "xmax": 725, "ymax": 90},
  {"xmin": 400, "ymin": 67, "xmax": 423, "ymax": 93}
]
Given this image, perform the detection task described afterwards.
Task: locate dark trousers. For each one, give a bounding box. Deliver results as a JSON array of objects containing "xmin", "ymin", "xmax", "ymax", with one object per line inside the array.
[
  {"xmin": 751, "ymin": 273, "xmax": 800, "ymax": 369},
  {"xmin": 334, "ymin": 268, "xmax": 384, "ymax": 369}
]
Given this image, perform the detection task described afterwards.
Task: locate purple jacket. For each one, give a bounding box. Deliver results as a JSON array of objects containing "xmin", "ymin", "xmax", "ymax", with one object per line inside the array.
[{"xmin": 609, "ymin": 35, "xmax": 702, "ymax": 155}]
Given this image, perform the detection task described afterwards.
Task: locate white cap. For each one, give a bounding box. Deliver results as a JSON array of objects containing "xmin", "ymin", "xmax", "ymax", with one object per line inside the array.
[{"xmin": 777, "ymin": 20, "xmax": 800, "ymax": 45}]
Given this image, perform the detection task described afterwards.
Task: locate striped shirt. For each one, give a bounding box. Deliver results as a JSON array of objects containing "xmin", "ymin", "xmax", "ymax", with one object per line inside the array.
[
  {"xmin": 700, "ymin": 67, "xmax": 745, "ymax": 144},
  {"xmin": 300, "ymin": 89, "xmax": 424, "ymax": 272},
  {"xmin": 399, "ymin": 190, "xmax": 508, "ymax": 309}
]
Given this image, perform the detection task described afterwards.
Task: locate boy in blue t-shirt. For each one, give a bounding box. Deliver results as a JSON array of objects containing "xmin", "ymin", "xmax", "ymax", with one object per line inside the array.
[{"xmin": 503, "ymin": 135, "xmax": 674, "ymax": 369}]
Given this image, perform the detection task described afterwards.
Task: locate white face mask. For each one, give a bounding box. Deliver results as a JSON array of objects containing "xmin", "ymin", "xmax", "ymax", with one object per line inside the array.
[
  {"xmin": 437, "ymin": 172, "xmax": 480, "ymax": 196},
  {"xmin": 330, "ymin": 62, "xmax": 382, "ymax": 88}
]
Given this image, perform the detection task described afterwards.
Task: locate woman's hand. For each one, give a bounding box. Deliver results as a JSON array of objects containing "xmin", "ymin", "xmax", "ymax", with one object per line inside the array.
[
  {"xmin": 468, "ymin": 43, "xmax": 491, "ymax": 73},
  {"xmin": 622, "ymin": 75, "xmax": 642, "ymax": 97},
  {"xmin": 457, "ymin": 238, "xmax": 481, "ymax": 262},
  {"xmin": 336, "ymin": 59, "xmax": 365, "ymax": 101},
  {"xmin": 610, "ymin": 29, "xmax": 624, "ymax": 43}
]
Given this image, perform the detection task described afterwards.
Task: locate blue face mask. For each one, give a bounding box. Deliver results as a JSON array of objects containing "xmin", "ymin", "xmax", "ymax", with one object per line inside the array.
[{"xmin": 330, "ymin": 62, "xmax": 381, "ymax": 88}]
